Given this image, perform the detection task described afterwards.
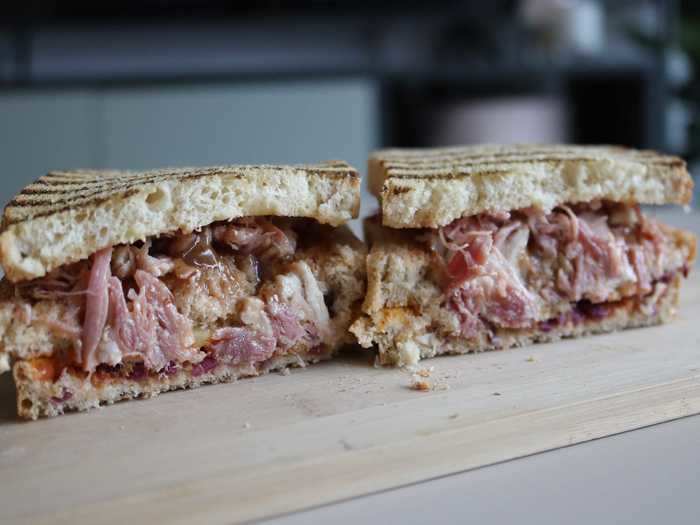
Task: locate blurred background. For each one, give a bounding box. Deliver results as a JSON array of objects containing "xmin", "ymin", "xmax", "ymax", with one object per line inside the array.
[{"xmin": 1, "ymin": 0, "xmax": 699, "ymax": 217}]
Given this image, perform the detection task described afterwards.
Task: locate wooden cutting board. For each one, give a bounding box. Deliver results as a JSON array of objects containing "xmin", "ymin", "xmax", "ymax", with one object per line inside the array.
[{"xmin": 1, "ymin": 275, "xmax": 700, "ymax": 525}]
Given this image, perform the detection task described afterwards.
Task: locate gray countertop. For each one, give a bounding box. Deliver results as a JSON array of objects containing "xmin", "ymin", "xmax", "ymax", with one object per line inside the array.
[{"xmin": 269, "ymin": 415, "xmax": 700, "ymax": 525}]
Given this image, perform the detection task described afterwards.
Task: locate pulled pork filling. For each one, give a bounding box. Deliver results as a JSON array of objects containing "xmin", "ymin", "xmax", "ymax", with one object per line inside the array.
[
  {"xmin": 18, "ymin": 217, "xmax": 333, "ymax": 378},
  {"xmin": 429, "ymin": 202, "xmax": 689, "ymax": 339}
]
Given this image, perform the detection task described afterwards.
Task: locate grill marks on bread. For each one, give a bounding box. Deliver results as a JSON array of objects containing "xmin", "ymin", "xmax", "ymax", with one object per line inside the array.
[
  {"xmin": 369, "ymin": 144, "xmax": 693, "ymax": 229},
  {"xmin": 374, "ymin": 144, "xmax": 685, "ymax": 177},
  {"xmin": 4, "ymin": 163, "xmax": 357, "ymax": 226}
]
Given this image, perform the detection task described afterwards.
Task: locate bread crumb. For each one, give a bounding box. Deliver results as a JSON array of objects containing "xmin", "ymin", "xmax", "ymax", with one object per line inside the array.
[
  {"xmin": 493, "ymin": 392, "xmax": 501, "ymax": 396},
  {"xmin": 243, "ymin": 422, "xmax": 252, "ymax": 429},
  {"xmin": 409, "ymin": 379, "xmax": 432, "ymax": 391},
  {"xmin": 526, "ymin": 356, "xmax": 535, "ymax": 362}
]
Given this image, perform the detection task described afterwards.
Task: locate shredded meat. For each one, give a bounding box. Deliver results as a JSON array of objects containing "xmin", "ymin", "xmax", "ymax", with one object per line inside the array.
[
  {"xmin": 436, "ymin": 202, "xmax": 684, "ymax": 338},
  {"xmin": 17, "ymin": 261, "xmax": 89, "ymax": 301},
  {"xmin": 131, "ymin": 270, "xmax": 197, "ymax": 364},
  {"xmin": 15, "ymin": 216, "xmax": 329, "ymax": 377},
  {"xmin": 262, "ymin": 261, "xmax": 331, "ymax": 345},
  {"xmin": 266, "ymin": 297, "xmax": 307, "ymax": 349},
  {"xmin": 209, "ymin": 327, "xmax": 276, "ymax": 366},
  {"xmin": 449, "ymin": 249, "xmax": 539, "ymax": 338},
  {"xmin": 106, "ymin": 270, "xmax": 200, "ymax": 370},
  {"xmin": 212, "ymin": 218, "xmax": 297, "ymax": 261}
]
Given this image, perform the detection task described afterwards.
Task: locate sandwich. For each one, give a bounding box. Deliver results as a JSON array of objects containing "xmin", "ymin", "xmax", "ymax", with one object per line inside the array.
[
  {"xmin": 351, "ymin": 144, "xmax": 696, "ymax": 366},
  {"xmin": 0, "ymin": 163, "xmax": 366, "ymax": 419}
]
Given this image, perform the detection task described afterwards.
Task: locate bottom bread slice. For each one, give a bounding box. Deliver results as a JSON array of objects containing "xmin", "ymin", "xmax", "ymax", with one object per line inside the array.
[
  {"xmin": 352, "ymin": 273, "xmax": 682, "ymax": 366},
  {"xmin": 13, "ymin": 347, "xmax": 330, "ymax": 419}
]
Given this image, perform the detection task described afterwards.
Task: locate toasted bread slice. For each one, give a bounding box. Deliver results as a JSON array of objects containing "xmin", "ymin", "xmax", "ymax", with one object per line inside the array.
[
  {"xmin": 0, "ymin": 162, "xmax": 360, "ymax": 282},
  {"xmin": 369, "ymin": 144, "xmax": 693, "ymax": 228}
]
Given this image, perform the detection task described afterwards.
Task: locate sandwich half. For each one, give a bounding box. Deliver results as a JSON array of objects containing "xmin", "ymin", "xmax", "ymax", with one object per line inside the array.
[
  {"xmin": 351, "ymin": 145, "xmax": 696, "ymax": 366},
  {"xmin": 0, "ymin": 163, "xmax": 366, "ymax": 419}
]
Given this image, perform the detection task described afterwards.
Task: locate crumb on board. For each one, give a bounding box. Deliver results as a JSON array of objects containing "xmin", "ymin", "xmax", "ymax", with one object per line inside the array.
[
  {"xmin": 243, "ymin": 422, "xmax": 252, "ymax": 429},
  {"xmin": 408, "ymin": 366, "xmax": 433, "ymax": 391},
  {"xmin": 492, "ymin": 392, "xmax": 501, "ymax": 396},
  {"xmin": 409, "ymin": 379, "xmax": 432, "ymax": 391},
  {"xmin": 407, "ymin": 365, "xmax": 450, "ymax": 392},
  {"xmin": 526, "ymin": 356, "xmax": 535, "ymax": 363}
]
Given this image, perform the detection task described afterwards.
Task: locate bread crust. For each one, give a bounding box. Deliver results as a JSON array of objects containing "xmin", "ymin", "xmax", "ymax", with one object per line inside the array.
[
  {"xmin": 0, "ymin": 162, "xmax": 360, "ymax": 282},
  {"xmin": 369, "ymin": 144, "xmax": 693, "ymax": 228}
]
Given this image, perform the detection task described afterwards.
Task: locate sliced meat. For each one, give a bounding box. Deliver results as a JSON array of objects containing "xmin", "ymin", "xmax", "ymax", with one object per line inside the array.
[
  {"xmin": 209, "ymin": 327, "xmax": 276, "ymax": 366},
  {"xmin": 81, "ymin": 247, "xmax": 112, "ymax": 371}
]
